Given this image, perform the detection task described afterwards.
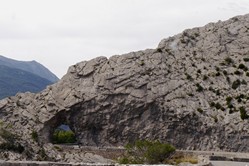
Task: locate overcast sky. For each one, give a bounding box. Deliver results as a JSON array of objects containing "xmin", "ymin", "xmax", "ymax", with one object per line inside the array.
[{"xmin": 0, "ymin": 0, "xmax": 249, "ymax": 78}]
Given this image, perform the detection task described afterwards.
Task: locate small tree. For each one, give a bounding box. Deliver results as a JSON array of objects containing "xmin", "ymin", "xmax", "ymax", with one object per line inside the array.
[
  {"xmin": 118, "ymin": 140, "xmax": 175, "ymax": 164},
  {"xmin": 52, "ymin": 129, "xmax": 76, "ymax": 144}
]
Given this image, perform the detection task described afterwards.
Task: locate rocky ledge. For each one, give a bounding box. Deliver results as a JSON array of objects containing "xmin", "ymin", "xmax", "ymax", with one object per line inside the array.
[{"xmin": 0, "ymin": 14, "xmax": 249, "ymax": 162}]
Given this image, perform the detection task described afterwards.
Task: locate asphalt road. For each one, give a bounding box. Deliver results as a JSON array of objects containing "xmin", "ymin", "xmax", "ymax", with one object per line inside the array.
[{"xmin": 211, "ymin": 161, "xmax": 249, "ymax": 166}]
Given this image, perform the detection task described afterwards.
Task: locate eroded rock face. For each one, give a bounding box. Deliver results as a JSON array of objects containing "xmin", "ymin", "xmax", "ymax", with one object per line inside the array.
[{"xmin": 1, "ymin": 14, "xmax": 249, "ymax": 161}]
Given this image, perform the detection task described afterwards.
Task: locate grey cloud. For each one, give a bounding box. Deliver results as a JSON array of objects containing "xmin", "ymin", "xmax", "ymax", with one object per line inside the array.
[{"xmin": 0, "ymin": 0, "xmax": 248, "ymax": 78}]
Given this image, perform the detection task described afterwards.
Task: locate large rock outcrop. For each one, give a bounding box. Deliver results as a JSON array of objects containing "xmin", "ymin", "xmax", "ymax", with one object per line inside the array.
[{"xmin": 1, "ymin": 14, "xmax": 249, "ymax": 162}]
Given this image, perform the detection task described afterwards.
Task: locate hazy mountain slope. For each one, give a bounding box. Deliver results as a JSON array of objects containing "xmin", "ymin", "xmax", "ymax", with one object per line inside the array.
[
  {"xmin": 0, "ymin": 14, "xmax": 249, "ymax": 162},
  {"xmin": 0, "ymin": 55, "xmax": 59, "ymax": 82},
  {"xmin": 0, "ymin": 65, "xmax": 53, "ymax": 99}
]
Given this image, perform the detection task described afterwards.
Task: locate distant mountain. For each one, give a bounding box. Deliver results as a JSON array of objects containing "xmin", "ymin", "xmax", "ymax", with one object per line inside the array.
[
  {"xmin": 0, "ymin": 65, "xmax": 53, "ymax": 99},
  {"xmin": 0, "ymin": 55, "xmax": 59, "ymax": 83}
]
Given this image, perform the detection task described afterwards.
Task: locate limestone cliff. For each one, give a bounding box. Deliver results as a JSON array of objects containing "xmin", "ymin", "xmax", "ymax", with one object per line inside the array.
[{"xmin": 1, "ymin": 14, "xmax": 249, "ymax": 162}]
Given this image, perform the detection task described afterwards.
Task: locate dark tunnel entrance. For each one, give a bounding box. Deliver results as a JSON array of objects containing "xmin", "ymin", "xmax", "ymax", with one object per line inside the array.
[
  {"xmin": 39, "ymin": 101, "xmax": 101, "ymax": 146},
  {"xmin": 39, "ymin": 109, "xmax": 78, "ymax": 145}
]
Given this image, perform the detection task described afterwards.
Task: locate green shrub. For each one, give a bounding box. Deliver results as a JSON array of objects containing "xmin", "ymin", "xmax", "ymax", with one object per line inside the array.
[
  {"xmin": 203, "ymin": 75, "xmax": 208, "ymax": 80},
  {"xmin": 119, "ymin": 156, "xmax": 130, "ymax": 164},
  {"xmin": 156, "ymin": 48, "xmax": 163, "ymax": 53},
  {"xmin": 215, "ymin": 66, "xmax": 220, "ymax": 72},
  {"xmin": 118, "ymin": 140, "xmax": 175, "ymax": 164},
  {"xmin": 140, "ymin": 60, "xmax": 145, "ymax": 66},
  {"xmin": 197, "ymin": 108, "xmax": 203, "ymax": 113},
  {"xmin": 0, "ymin": 129, "xmax": 15, "ymax": 143},
  {"xmin": 187, "ymin": 93, "xmax": 194, "ymax": 97},
  {"xmin": 220, "ymin": 62, "xmax": 226, "ymax": 66},
  {"xmin": 226, "ymin": 96, "xmax": 233, "ymax": 104},
  {"xmin": 236, "ymin": 94, "xmax": 245, "ymax": 100},
  {"xmin": 229, "ymin": 109, "xmax": 234, "ymax": 114},
  {"xmin": 215, "ymin": 103, "xmax": 222, "ymax": 110},
  {"xmin": 241, "ymin": 79, "xmax": 247, "ymax": 85},
  {"xmin": 186, "ymin": 73, "xmax": 193, "ymax": 80},
  {"xmin": 237, "ymin": 64, "xmax": 248, "ymax": 71},
  {"xmin": 210, "ymin": 102, "xmax": 223, "ymax": 110},
  {"xmin": 31, "ymin": 131, "xmax": 38, "ymax": 142},
  {"xmin": 239, "ymin": 107, "xmax": 249, "ymax": 120},
  {"xmin": 210, "ymin": 102, "xmax": 215, "ymax": 107},
  {"xmin": 234, "ymin": 70, "xmax": 241, "ymax": 75},
  {"xmin": 52, "ymin": 130, "xmax": 76, "ymax": 144},
  {"xmin": 223, "ymin": 70, "xmax": 228, "ymax": 75},
  {"xmin": 215, "ymin": 89, "xmax": 221, "ymax": 96},
  {"xmin": 215, "ymin": 72, "xmax": 221, "ymax": 76},
  {"xmin": 226, "ymin": 76, "xmax": 231, "ymax": 83},
  {"xmin": 208, "ymin": 86, "xmax": 213, "ymax": 91},
  {"xmin": 196, "ymin": 83, "xmax": 204, "ymax": 92},
  {"xmin": 211, "ymin": 116, "xmax": 218, "ymax": 123},
  {"xmin": 238, "ymin": 64, "xmax": 246, "ymax": 69},
  {"xmin": 232, "ymin": 79, "xmax": 241, "ymax": 89},
  {"xmin": 243, "ymin": 57, "xmax": 249, "ymax": 62},
  {"xmin": 0, "ymin": 129, "xmax": 24, "ymax": 153},
  {"xmin": 224, "ymin": 57, "xmax": 233, "ymax": 64},
  {"xmin": 145, "ymin": 142, "xmax": 175, "ymax": 164},
  {"xmin": 228, "ymin": 104, "xmax": 234, "ymax": 109}
]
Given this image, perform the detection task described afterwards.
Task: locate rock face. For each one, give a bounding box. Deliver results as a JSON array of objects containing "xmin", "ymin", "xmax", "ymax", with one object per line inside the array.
[{"xmin": 1, "ymin": 14, "xmax": 249, "ymax": 161}]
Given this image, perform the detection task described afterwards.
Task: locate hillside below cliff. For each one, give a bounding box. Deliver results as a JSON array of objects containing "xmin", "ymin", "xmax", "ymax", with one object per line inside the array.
[{"xmin": 0, "ymin": 14, "xmax": 249, "ymax": 162}]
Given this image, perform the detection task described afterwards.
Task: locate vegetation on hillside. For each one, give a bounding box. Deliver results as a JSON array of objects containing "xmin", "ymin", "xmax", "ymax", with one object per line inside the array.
[
  {"xmin": 0, "ymin": 123, "xmax": 24, "ymax": 153},
  {"xmin": 118, "ymin": 140, "xmax": 175, "ymax": 164}
]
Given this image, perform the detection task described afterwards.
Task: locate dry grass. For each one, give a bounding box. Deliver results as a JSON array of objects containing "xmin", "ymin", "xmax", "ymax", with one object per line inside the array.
[{"xmin": 166, "ymin": 152, "xmax": 198, "ymax": 165}]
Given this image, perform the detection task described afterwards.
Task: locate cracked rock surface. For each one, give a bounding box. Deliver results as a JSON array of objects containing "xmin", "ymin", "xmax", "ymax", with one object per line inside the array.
[{"xmin": 1, "ymin": 14, "xmax": 249, "ymax": 162}]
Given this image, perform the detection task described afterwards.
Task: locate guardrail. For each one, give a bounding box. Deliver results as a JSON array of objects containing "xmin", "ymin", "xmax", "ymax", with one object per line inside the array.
[{"xmin": 0, "ymin": 160, "xmax": 116, "ymax": 166}]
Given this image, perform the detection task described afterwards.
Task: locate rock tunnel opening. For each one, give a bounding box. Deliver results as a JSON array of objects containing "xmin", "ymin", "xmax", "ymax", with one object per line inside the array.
[
  {"xmin": 39, "ymin": 101, "xmax": 102, "ymax": 146},
  {"xmin": 40, "ymin": 100, "xmax": 173, "ymax": 147},
  {"xmin": 39, "ymin": 109, "xmax": 78, "ymax": 144}
]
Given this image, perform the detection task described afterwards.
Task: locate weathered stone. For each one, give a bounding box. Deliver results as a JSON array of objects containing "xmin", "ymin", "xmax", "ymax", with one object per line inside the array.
[{"xmin": 1, "ymin": 13, "xmax": 249, "ymax": 163}]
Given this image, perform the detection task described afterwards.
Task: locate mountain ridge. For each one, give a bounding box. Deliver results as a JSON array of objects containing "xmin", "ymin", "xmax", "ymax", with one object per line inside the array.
[
  {"xmin": 0, "ymin": 56, "xmax": 58, "ymax": 99},
  {"xmin": 0, "ymin": 13, "xmax": 249, "ymax": 162},
  {"xmin": 0, "ymin": 65, "xmax": 53, "ymax": 99},
  {"xmin": 0, "ymin": 55, "xmax": 59, "ymax": 82}
]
